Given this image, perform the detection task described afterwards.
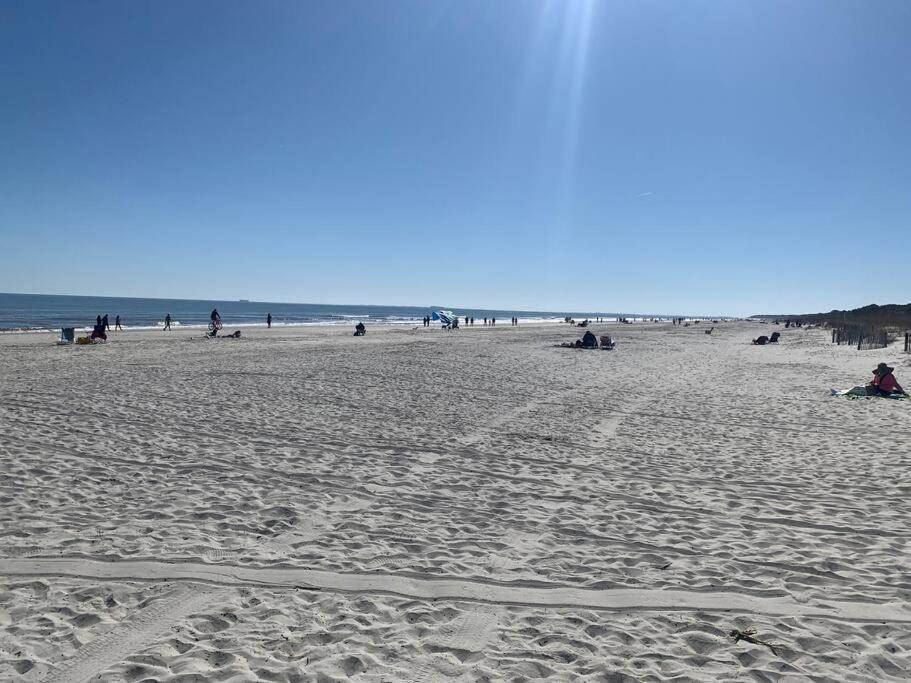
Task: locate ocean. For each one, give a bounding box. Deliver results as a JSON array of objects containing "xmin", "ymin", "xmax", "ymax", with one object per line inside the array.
[{"xmin": 0, "ymin": 292, "xmax": 632, "ymax": 332}]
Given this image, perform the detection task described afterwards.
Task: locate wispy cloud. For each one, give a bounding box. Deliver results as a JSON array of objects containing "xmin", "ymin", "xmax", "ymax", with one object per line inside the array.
[{"xmin": 636, "ymin": 191, "xmax": 654, "ymax": 198}]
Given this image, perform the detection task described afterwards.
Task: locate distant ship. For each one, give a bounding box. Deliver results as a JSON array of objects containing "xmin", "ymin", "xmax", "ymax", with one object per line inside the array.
[{"xmin": 238, "ymin": 299, "xmax": 250, "ymax": 303}]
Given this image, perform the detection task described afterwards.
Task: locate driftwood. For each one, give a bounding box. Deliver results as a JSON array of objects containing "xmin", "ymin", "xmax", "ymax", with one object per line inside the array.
[{"xmin": 729, "ymin": 628, "xmax": 779, "ymax": 656}]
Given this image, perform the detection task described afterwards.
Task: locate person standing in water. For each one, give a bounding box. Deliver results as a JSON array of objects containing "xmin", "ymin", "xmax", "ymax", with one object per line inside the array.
[
  {"xmin": 267, "ymin": 312, "xmax": 272, "ymax": 328},
  {"xmin": 164, "ymin": 313, "xmax": 171, "ymax": 331},
  {"xmin": 115, "ymin": 315, "xmax": 122, "ymax": 331}
]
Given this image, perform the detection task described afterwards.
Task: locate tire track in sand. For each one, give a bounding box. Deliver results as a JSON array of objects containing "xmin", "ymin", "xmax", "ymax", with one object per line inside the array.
[
  {"xmin": 459, "ymin": 387, "xmax": 578, "ymax": 447},
  {"xmin": 39, "ymin": 583, "xmax": 229, "ymax": 683},
  {"xmin": 4, "ymin": 557, "xmax": 910, "ymax": 624}
]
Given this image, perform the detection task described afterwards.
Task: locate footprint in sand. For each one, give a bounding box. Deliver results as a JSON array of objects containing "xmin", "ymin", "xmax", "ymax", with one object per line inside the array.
[
  {"xmin": 202, "ymin": 513, "xmax": 328, "ymax": 563},
  {"xmin": 484, "ymin": 530, "xmax": 544, "ymax": 573},
  {"xmin": 411, "ymin": 609, "xmax": 500, "ymax": 682},
  {"xmin": 326, "ymin": 495, "xmax": 372, "ymax": 513},
  {"xmin": 365, "ymin": 557, "xmax": 413, "ymax": 571}
]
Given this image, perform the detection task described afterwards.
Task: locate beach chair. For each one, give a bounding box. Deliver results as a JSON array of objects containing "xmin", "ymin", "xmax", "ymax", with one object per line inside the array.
[
  {"xmin": 600, "ymin": 335, "xmax": 615, "ymax": 350},
  {"xmin": 770, "ymin": 332, "xmax": 781, "ymax": 343},
  {"xmin": 58, "ymin": 327, "xmax": 75, "ymax": 344}
]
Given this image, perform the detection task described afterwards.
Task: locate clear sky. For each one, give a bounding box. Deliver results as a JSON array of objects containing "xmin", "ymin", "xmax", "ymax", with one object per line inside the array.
[{"xmin": 1, "ymin": 1, "xmax": 909, "ymax": 316}]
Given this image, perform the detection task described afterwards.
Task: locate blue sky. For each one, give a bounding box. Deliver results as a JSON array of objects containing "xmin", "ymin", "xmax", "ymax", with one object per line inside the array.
[{"xmin": 1, "ymin": 0, "xmax": 909, "ymax": 316}]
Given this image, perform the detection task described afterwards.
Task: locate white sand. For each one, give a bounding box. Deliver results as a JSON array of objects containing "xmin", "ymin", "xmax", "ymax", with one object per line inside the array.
[{"xmin": 1, "ymin": 321, "xmax": 909, "ymax": 681}]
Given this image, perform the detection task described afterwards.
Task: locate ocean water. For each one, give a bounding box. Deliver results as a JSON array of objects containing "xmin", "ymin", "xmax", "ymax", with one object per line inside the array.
[{"xmin": 0, "ymin": 293, "xmax": 631, "ymax": 332}]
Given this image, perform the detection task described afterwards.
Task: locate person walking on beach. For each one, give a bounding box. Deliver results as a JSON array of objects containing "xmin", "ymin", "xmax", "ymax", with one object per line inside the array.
[
  {"xmin": 96, "ymin": 315, "xmax": 102, "ymax": 328},
  {"xmin": 164, "ymin": 313, "xmax": 171, "ymax": 331},
  {"xmin": 267, "ymin": 312, "xmax": 272, "ymax": 329},
  {"xmin": 102, "ymin": 314, "xmax": 109, "ymax": 331},
  {"xmin": 115, "ymin": 315, "xmax": 122, "ymax": 331}
]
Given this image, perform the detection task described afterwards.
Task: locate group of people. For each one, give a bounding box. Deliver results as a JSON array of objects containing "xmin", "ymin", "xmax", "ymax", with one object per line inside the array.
[
  {"xmin": 419, "ymin": 315, "xmax": 522, "ymax": 327},
  {"xmin": 90, "ymin": 314, "xmax": 109, "ymax": 340},
  {"xmin": 752, "ymin": 332, "xmax": 781, "ymax": 345},
  {"xmin": 80, "ymin": 309, "xmax": 281, "ymax": 338},
  {"xmin": 558, "ymin": 330, "xmax": 615, "ymax": 350},
  {"xmin": 90, "ymin": 314, "xmax": 123, "ymax": 340},
  {"xmin": 163, "ymin": 310, "xmax": 271, "ymax": 333}
]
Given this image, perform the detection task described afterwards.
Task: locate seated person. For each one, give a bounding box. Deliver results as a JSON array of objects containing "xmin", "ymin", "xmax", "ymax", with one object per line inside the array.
[
  {"xmin": 90, "ymin": 323, "xmax": 107, "ymax": 341},
  {"xmin": 753, "ymin": 335, "xmax": 769, "ymax": 345},
  {"xmin": 354, "ymin": 322, "xmax": 366, "ymax": 336},
  {"xmin": 581, "ymin": 330, "xmax": 598, "ymax": 348},
  {"xmin": 872, "ymin": 363, "xmax": 907, "ymax": 397}
]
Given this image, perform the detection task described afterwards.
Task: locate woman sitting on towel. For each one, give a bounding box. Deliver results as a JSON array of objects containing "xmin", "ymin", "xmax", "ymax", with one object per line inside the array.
[{"xmin": 872, "ymin": 363, "xmax": 907, "ymax": 397}]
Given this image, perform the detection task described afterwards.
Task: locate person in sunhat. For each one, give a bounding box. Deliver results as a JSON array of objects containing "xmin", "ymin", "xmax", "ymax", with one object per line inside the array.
[{"xmin": 871, "ymin": 363, "xmax": 907, "ymax": 397}]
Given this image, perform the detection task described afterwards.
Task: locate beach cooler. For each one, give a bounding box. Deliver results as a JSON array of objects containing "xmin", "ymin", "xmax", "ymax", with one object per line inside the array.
[{"xmin": 59, "ymin": 327, "xmax": 75, "ymax": 344}]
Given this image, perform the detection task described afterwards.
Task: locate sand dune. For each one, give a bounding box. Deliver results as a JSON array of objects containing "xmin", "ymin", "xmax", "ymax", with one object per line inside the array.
[{"xmin": 1, "ymin": 321, "xmax": 909, "ymax": 681}]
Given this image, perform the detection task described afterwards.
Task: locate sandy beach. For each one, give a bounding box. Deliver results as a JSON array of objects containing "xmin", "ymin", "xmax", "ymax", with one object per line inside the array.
[{"xmin": 1, "ymin": 321, "xmax": 910, "ymax": 681}]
